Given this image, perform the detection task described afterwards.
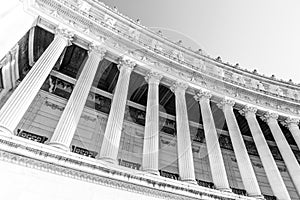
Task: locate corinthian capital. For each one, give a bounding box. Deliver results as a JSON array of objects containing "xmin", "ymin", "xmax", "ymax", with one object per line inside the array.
[
  {"xmin": 118, "ymin": 58, "xmax": 136, "ymax": 71},
  {"xmin": 217, "ymin": 98, "xmax": 235, "ymax": 110},
  {"xmin": 281, "ymin": 117, "xmax": 300, "ymax": 128},
  {"xmin": 88, "ymin": 44, "xmax": 106, "ymax": 58},
  {"xmin": 193, "ymin": 90, "xmax": 212, "ymax": 102},
  {"xmin": 260, "ymin": 112, "xmax": 279, "ymax": 124},
  {"xmin": 239, "ymin": 105, "xmax": 257, "ymax": 118},
  {"xmin": 145, "ymin": 71, "xmax": 163, "ymax": 84},
  {"xmin": 170, "ymin": 81, "xmax": 189, "ymax": 94},
  {"xmin": 55, "ymin": 27, "xmax": 74, "ymax": 45}
]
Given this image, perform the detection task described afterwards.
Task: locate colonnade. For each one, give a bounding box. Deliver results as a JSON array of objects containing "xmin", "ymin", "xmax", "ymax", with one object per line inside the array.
[{"xmin": 1, "ymin": 28, "xmax": 300, "ymax": 200}]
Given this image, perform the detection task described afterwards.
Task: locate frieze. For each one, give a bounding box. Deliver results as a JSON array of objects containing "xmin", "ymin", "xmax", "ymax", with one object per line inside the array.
[{"xmin": 0, "ymin": 138, "xmax": 243, "ymax": 200}]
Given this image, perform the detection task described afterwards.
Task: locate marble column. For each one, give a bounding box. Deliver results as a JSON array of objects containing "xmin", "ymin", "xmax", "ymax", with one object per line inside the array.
[
  {"xmin": 171, "ymin": 82, "xmax": 196, "ymax": 183},
  {"xmin": 241, "ymin": 106, "xmax": 291, "ymax": 200},
  {"xmin": 282, "ymin": 117, "xmax": 300, "ymax": 151},
  {"xmin": 194, "ymin": 91, "xmax": 230, "ymax": 191},
  {"xmin": 49, "ymin": 45, "xmax": 106, "ymax": 150},
  {"xmin": 99, "ymin": 59, "xmax": 136, "ymax": 163},
  {"xmin": 262, "ymin": 112, "xmax": 300, "ymax": 196},
  {"xmin": 0, "ymin": 28, "xmax": 73, "ymax": 136},
  {"xmin": 142, "ymin": 72, "xmax": 163, "ymax": 174},
  {"xmin": 218, "ymin": 99, "xmax": 262, "ymax": 198}
]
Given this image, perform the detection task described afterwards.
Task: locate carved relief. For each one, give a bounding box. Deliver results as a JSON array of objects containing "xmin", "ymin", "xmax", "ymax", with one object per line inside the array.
[{"xmin": 104, "ymin": 14, "xmax": 116, "ymax": 26}]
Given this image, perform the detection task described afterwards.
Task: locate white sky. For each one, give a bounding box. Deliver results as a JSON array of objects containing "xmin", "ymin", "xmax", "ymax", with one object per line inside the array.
[{"xmin": 101, "ymin": 0, "xmax": 300, "ymax": 83}]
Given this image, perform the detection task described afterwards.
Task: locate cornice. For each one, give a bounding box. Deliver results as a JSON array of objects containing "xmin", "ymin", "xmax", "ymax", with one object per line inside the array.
[{"xmin": 0, "ymin": 135, "xmax": 256, "ymax": 200}]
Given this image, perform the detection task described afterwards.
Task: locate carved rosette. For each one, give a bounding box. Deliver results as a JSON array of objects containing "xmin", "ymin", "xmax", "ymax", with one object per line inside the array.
[
  {"xmin": 55, "ymin": 27, "xmax": 74, "ymax": 45},
  {"xmin": 144, "ymin": 71, "xmax": 163, "ymax": 85},
  {"xmin": 260, "ymin": 112, "xmax": 279, "ymax": 124},
  {"xmin": 217, "ymin": 98, "xmax": 235, "ymax": 110},
  {"xmin": 117, "ymin": 58, "xmax": 136, "ymax": 71},
  {"xmin": 170, "ymin": 81, "xmax": 189, "ymax": 94},
  {"xmin": 88, "ymin": 44, "xmax": 106, "ymax": 59},
  {"xmin": 239, "ymin": 105, "xmax": 257, "ymax": 118},
  {"xmin": 281, "ymin": 117, "xmax": 300, "ymax": 128},
  {"xmin": 193, "ymin": 90, "xmax": 212, "ymax": 102},
  {"xmin": 77, "ymin": 0, "xmax": 92, "ymax": 13}
]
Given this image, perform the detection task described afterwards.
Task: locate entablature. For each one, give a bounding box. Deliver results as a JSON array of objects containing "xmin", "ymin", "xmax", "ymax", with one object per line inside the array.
[{"xmin": 26, "ymin": 0, "xmax": 300, "ymax": 121}]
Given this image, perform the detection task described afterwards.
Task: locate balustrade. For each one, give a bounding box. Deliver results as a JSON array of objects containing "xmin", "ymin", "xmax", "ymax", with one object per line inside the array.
[
  {"xmin": 71, "ymin": 146, "xmax": 98, "ymax": 158},
  {"xmin": 17, "ymin": 129, "xmax": 48, "ymax": 144}
]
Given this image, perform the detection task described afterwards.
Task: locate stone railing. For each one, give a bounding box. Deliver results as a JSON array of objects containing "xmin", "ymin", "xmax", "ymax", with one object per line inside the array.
[
  {"xmin": 231, "ymin": 188, "xmax": 247, "ymax": 196},
  {"xmin": 71, "ymin": 145, "xmax": 98, "ymax": 158},
  {"xmin": 159, "ymin": 170, "xmax": 179, "ymax": 180},
  {"xmin": 263, "ymin": 194, "xmax": 277, "ymax": 200},
  {"xmin": 16, "ymin": 129, "xmax": 48, "ymax": 144},
  {"xmin": 196, "ymin": 179, "xmax": 215, "ymax": 189},
  {"xmin": 118, "ymin": 159, "xmax": 141, "ymax": 170}
]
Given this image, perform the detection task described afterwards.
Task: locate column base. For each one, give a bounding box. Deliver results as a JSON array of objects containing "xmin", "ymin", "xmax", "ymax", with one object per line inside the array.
[
  {"xmin": 143, "ymin": 169, "xmax": 160, "ymax": 175},
  {"xmin": 99, "ymin": 157, "xmax": 118, "ymax": 165},
  {"xmin": 0, "ymin": 126, "xmax": 13, "ymax": 137},
  {"xmin": 48, "ymin": 142, "xmax": 70, "ymax": 151}
]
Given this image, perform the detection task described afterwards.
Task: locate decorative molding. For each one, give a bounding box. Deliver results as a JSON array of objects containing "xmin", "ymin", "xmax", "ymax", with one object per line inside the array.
[
  {"xmin": 193, "ymin": 90, "xmax": 212, "ymax": 102},
  {"xmin": 281, "ymin": 117, "xmax": 300, "ymax": 128},
  {"xmin": 0, "ymin": 137, "xmax": 246, "ymax": 200},
  {"xmin": 144, "ymin": 71, "xmax": 163, "ymax": 84},
  {"xmin": 170, "ymin": 81, "xmax": 189, "ymax": 93},
  {"xmin": 54, "ymin": 27, "xmax": 74, "ymax": 45},
  {"xmin": 217, "ymin": 98, "xmax": 235, "ymax": 110},
  {"xmin": 239, "ymin": 106, "xmax": 257, "ymax": 117},
  {"xmin": 118, "ymin": 58, "xmax": 136, "ymax": 71},
  {"xmin": 88, "ymin": 44, "xmax": 106, "ymax": 58},
  {"xmin": 260, "ymin": 112, "xmax": 279, "ymax": 124},
  {"xmin": 30, "ymin": 0, "xmax": 300, "ymax": 119}
]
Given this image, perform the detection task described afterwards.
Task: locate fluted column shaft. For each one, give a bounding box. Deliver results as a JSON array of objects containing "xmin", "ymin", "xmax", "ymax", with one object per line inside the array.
[
  {"xmin": 49, "ymin": 45, "xmax": 106, "ymax": 150},
  {"xmin": 242, "ymin": 106, "xmax": 290, "ymax": 200},
  {"xmin": 99, "ymin": 59, "xmax": 135, "ymax": 163},
  {"xmin": 219, "ymin": 99, "xmax": 262, "ymax": 197},
  {"xmin": 0, "ymin": 28, "xmax": 73, "ymax": 136},
  {"xmin": 284, "ymin": 118, "xmax": 300, "ymax": 151},
  {"xmin": 171, "ymin": 82, "xmax": 196, "ymax": 182},
  {"xmin": 194, "ymin": 91, "xmax": 230, "ymax": 191},
  {"xmin": 142, "ymin": 72, "xmax": 162, "ymax": 174},
  {"xmin": 262, "ymin": 113, "xmax": 300, "ymax": 196}
]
